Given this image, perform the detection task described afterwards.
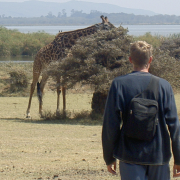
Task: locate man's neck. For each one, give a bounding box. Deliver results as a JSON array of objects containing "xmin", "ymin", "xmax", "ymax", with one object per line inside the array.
[{"xmin": 133, "ymin": 67, "xmax": 149, "ymax": 72}]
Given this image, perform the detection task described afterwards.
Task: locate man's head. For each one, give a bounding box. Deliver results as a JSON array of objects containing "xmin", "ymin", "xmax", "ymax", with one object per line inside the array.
[{"xmin": 129, "ymin": 41, "xmax": 153, "ymax": 69}]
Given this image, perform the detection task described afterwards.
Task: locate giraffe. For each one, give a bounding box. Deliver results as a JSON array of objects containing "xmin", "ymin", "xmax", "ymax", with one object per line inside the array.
[{"xmin": 26, "ymin": 15, "xmax": 115, "ymax": 118}]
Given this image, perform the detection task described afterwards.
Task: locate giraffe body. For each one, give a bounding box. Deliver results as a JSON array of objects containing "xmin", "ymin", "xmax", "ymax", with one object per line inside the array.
[{"xmin": 26, "ymin": 16, "xmax": 115, "ymax": 118}]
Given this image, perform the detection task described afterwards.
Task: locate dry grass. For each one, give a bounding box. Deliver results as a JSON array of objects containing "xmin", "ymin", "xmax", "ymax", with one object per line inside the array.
[
  {"xmin": 0, "ymin": 60, "xmax": 179, "ymax": 179},
  {"xmin": 0, "ymin": 120, "xmax": 115, "ymax": 180},
  {"xmin": 0, "ymin": 92, "xmax": 119, "ymax": 180},
  {"xmin": 0, "ymin": 91, "xmax": 178, "ymax": 179}
]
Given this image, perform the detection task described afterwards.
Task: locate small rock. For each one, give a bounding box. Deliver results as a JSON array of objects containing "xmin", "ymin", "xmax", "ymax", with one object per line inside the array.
[{"xmin": 53, "ymin": 174, "xmax": 58, "ymax": 178}]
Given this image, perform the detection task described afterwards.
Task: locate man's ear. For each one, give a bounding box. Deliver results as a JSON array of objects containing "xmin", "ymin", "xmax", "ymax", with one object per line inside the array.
[
  {"xmin": 149, "ymin": 56, "xmax": 153, "ymax": 64},
  {"xmin": 129, "ymin": 57, "xmax": 133, "ymax": 64}
]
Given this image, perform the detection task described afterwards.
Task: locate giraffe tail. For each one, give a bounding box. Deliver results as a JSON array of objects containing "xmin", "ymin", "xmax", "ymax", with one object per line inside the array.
[{"xmin": 37, "ymin": 82, "xmax": 42, "ymax": 103}]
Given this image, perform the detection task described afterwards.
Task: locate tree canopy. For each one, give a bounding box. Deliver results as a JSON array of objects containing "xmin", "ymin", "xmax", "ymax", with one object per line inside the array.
[
  {"xmin": 45, "ymin": 26, "xmax": 180, "ymax": 114},
  {"xmin": 46, "ymin": 26, "xmax": 132, "ymax": 93}
]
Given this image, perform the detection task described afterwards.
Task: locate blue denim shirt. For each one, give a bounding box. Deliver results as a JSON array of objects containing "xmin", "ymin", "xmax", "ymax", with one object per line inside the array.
[{"xmin": 102, "ymin": 71, "xmax": 180, "ymax": 165}]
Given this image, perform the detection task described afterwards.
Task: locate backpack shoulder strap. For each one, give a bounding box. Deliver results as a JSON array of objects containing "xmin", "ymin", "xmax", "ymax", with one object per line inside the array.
[{"xmin": 136, "ymin": 75, "xmax": 159, "ymax": 100}]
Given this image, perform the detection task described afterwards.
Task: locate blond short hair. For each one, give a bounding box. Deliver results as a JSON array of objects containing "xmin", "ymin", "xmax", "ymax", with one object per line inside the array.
[{"xmin": 130, "ymin": 41, "xmax": 153, "ymax": 68}]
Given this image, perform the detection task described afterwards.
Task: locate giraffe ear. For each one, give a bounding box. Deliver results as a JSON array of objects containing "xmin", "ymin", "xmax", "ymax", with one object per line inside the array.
[
  {"xmin": 105, "ymin": 17, "xmax": 109, "ymax": 23},
  {"xmin": 100, "ymin": 15, "xmax": 106, "ymax": 23}
]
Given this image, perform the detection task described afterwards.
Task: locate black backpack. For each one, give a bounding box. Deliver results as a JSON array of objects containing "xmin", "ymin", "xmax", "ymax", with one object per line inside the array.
[{"xmin": 124, "ymin": 75, "xmax": 159, "ymax": 141}]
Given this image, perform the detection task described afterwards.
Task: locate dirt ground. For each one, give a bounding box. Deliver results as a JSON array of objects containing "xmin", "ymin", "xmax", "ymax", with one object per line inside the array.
[{"xmin": 0, "ymin": 92, "xmax": 179, "ymax": 179}]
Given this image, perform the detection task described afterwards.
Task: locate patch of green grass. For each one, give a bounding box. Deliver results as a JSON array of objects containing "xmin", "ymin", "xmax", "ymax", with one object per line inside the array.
[{"xmin": 133, "ymin": 32, "xmax": 163, "ymax": 48}]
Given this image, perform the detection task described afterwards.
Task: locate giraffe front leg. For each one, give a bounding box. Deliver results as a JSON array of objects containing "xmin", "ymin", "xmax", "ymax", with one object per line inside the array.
[{"xmin": 38, "ymin": 74, "xmax": 48, "ymax": 118}]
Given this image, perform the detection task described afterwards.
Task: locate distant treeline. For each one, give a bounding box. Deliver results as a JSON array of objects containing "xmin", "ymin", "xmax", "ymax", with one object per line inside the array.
[
  {"xmin": 0, "ymin": 26, "xmax": 54, "ymax": 56},
  {"xmin": 0, "ymin": 10, "xmax": 180, "ymax": 25},
  {"xmin": 0, "ymin": 25, "xmax": 180, "ymax": 58}
]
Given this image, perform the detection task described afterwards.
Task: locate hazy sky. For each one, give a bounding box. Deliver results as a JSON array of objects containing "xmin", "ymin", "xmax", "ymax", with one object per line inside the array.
[{"xmin": 0, "ymin": 0, "xmax": 180, "ymax": 16}]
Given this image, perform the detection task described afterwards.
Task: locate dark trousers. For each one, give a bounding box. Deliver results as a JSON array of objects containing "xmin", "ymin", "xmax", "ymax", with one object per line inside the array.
[{"xmin": 120, "ymin": 161, "xmax": 170, "ymax": 180}]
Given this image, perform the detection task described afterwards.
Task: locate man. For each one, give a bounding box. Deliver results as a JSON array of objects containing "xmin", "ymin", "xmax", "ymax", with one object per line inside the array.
[{"xmin": 102, "ymin": 41, "xmax": 180, "ymax": 180}]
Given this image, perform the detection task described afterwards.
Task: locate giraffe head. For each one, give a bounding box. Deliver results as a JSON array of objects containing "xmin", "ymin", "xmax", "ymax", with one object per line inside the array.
[{"xmin": 95, "ymin": 15, "xmax": 116, "ymax": 30}]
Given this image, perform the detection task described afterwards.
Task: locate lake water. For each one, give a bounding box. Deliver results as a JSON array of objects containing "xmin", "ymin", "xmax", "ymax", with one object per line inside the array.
[
  {"xmin": 2, "ymin": 24, "xmax": 180, "ymax": 62},
  {"xmin": 5, "ymin": 25, "xmax": 180, "ymax": 37}
]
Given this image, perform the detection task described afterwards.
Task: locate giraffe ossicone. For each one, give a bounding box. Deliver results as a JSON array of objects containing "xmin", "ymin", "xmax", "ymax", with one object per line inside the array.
[{"xmin": 26, "ymin": 15, "xmax": 115, "ymax": 118}]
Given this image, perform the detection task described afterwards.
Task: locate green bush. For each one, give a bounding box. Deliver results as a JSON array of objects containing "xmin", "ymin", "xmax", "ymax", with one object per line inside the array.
[
  {"xmin": 133, "ymin": 32, "xmax": 163, "ymax": 48},
  {"xmin": 0, "ymin": 26, "xmax": 54, "ymax": 57},
  {"xmin": 160, "ymin": 36, "xmax": 180, "ymax": 60}
]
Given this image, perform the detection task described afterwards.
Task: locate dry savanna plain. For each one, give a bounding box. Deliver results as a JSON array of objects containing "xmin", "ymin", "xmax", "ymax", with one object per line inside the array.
[
  {"xmin": 0, "ymin": 63, "xmax": 179, "ymax": 179},
  {"xmin": 0, "ymin": 92, "xmax": 179, "ymax": 180}
]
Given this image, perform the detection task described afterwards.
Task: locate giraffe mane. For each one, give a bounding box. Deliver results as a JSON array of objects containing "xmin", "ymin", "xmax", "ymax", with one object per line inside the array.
[
  {"xmin": 55, "ymin": 15, "xmax": 113, "ymax": 38},
  {"xmin": 55, "ymin": 25, "xmax": 96, "ymax": 37}
]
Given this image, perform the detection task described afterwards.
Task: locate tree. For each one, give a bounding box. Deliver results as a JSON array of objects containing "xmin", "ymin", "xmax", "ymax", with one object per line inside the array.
[
  {"xmin": 62, "ymin": 9, "xmax": 67, "ymax": 18},
  {"xmin": 46, "ymin": 26, "xmax": 133, "ymax": 114},
  {"xmin": 46, "ymin": 12, "xmax": 55, "ymax": 18},
  {"xmin": 70, "ymin": 9, "xmax": 84, "ymax": 17},
  {"xmin": 46, "ymin": 26, "xmax": 180, "ymax": 115},
  {"xmin": 71, "ymin": 9, "xmax": 75, "ymax": 16},
  {"xmin": 57, "ymin": 12, "xmax": 62, "ymax": 18}
]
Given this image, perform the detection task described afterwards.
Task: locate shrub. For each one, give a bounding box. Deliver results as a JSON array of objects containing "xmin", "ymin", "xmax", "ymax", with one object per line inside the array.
[
  {"xmin": 9, "ymin": 70, "xmax": 28, "ymax": 92},
  {"xmin": 160, "ymin": 36, "xmax": 180, "ymax": 60},
  {"xmin": 150, "ymin": 48, "xmax": 180, "ymax": 92}
]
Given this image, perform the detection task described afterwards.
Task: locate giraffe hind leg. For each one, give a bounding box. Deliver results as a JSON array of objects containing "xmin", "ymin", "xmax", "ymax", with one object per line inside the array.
[
  {"xmin": 26, "ymin": 73, "xmax": 40, "ymax": 118},
  {"xmin": 37, "ymin": 82, "xmax": 42, "ymax": 103}
]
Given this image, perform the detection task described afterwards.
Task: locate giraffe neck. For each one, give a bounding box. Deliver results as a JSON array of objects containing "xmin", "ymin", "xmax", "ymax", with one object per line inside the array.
[
  {"xmin": 57, "ymin": 24, "xmax": 97, "ymax": 39},
  {"xmin": 47, "ymin": 25, "xmax": 98, "ymax": 60},
  {"xmin": 53, "ymin": 25, "xmax": 97, "ymax": 50}
]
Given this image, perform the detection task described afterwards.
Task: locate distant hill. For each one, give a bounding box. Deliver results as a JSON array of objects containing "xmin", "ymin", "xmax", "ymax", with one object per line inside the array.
[{"xmin": 0, "ymin": 0, "xmax": 157, "ymax": 18}]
